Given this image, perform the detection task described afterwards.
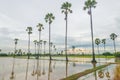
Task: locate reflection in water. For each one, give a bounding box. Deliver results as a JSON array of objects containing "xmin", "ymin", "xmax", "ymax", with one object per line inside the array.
[
  {"xmin": 48, "ymin": 60, "xmax": 52, "ymax": 80},
  {"xmin": 92, "ymin": 63, "xmax": 97, "ymax": 80},
  {"xmin": 113, "ymin": 64, "xmax": 120, "ymax": 80},
  {"xmin": 105, "ymin": 66, "xmax": 110, "ymax": 79},
  {"xmin": 10, "ymin": 58, "xmax": 16, "ymax": 80},
  {"xmin": 35, "ymin": 59, "xmax": 41, "ymax": 80},
  {"xmin": 53, "ymin": 61, "xmax": 56, "ymax": 69},
  {"xmin": 31, "ymin": 59, "xmax": 36, "ymax": 76},
  {"xmin": 25, "ymin": 59, "xmax": 29, "ymax": 80},
  {"xmin": 42, "ymin": 59, "xmax": 46, "ymax": 75},
  {"xmin": 66, "ymin": 61, "xmax": 68, "ymax": 78}
]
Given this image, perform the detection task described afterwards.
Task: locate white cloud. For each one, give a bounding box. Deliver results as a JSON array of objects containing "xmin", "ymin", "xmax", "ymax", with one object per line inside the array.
[{"xmin": 0, "ymin": 0, "xmax": 120, "ymax": 53}]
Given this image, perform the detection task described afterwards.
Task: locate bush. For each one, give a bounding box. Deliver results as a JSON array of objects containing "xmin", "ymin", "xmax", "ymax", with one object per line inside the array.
[
  {"xmin": 0, "ymin": 53, "xmax": 8, "ymax": 56},
  {"xmin": 102, "ymin": 52, "xmax": 112, "ymax": 56},
  {"xmin": 115, "ymin": 52, "xmax": 120, "ymax": 57}
]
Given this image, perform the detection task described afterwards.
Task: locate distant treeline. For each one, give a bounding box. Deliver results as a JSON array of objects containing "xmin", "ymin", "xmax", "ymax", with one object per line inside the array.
[{"xmin": 0, "ymin": 52, "xmax": 120, "ymax": 57}]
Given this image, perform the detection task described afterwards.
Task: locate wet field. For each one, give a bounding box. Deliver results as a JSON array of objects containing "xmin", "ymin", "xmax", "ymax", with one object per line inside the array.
[{"xmin": 0, "ymin": 57, "xmax": 117, "ymax": 80}]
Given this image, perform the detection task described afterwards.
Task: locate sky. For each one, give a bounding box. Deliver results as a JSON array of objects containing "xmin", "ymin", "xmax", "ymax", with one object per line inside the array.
[{"xmin": 0, "ymin": 0, "xmax": 120, "ymax": 53}]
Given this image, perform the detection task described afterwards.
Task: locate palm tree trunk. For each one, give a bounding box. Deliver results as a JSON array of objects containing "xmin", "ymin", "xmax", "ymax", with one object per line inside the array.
[
  {"xmin": 35, "ymin": 44, "xmax": 36, "ymax": 57},
  {"xmin": 38, "ymin": 31, "xmax": 41, "ymax": 58},
  {"xmin": 65, "ymin": 13, "xmax": 68, "ymax": 61},
  {"xmin": 28, "ymin": 34, "xmax": 30, "ymax": 59},
  {"xmin": 90, "ymin": 7, "xmax": 96, "ymax": 63},
  {"xmin": 49, "ymin": 23, "xmax": 52, "ymax": 60},
  {"xmin": 113, "ymin": 40, "xmax": 116, "ymax": 53},
  {"xmin": 104, "ymin": 44, "xmax": 106, "ymax": 52}
]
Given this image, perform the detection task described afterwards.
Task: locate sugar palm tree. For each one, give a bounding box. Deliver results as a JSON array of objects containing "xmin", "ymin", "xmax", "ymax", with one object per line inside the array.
[
  {"xmin": 101, "ymin": 39, "xmax": 106, "ymax": 52},
  {"xmin": 10, "ymin": 38, "xmax": 19, "ymax": 79},
  {"xmin": 61, "ymin": 2, "xmax": 72, "ymax": 61},
  {"xmin": 26, "ymin": 27, "xmax": 32, "ymax": 59},
  {"xmin": 36, "ymin": 23, "xmax": 44, "ymax": 59},
  {"xmin": 26, "ymin": 27, "xmax": 32, "ymax": 80},
  {"xmin": 83, "ymin": 0, "xmax": 97, "ymax": 63},
  {"xmin": 95, "ymin": 38, "xmax": 101, "ymax": 55},
  {"xmin": 45, "ymin": 13, "xmax": 55, "ymax": 60},
  {"xmin": 110, "ymin": 33, "xmax": 117, "ymax": 53}
]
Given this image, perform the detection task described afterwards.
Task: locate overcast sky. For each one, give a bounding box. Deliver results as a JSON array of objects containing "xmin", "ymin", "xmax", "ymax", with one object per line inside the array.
[{"xmin": 0, "ymin": 0, "xmax": 120, "ymax": 53}]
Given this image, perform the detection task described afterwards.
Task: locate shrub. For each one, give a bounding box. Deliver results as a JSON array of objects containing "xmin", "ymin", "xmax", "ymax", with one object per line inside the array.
[
  {"xmin": 102, "ymin": 52, "xmax": 112, "ymax": 56},
  {"xmin": 115, "ymin": 52, "xmax": 120, "ymax": 57}
]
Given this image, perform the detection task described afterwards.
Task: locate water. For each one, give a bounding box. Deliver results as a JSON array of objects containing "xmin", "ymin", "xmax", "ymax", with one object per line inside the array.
[{"xmin": 0, "ymin": 57, "xmax": 116, "ymax": 80}]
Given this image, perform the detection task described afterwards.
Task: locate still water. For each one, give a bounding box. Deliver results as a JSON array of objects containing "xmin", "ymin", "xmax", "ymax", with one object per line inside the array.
[{"xmin": 0, "ymin": 57, "xmax": 116, "ymax": 80}]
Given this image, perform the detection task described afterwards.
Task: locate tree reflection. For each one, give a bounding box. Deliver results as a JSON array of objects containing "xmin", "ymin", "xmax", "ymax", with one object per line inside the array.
[
  {"xmin": 66, "ymin": 61, "xmax": 68, "ymax": 78},
  {"xmin": 25, "ymin": 59, "xmax": 29, "ymax": 80},
  {"xmin": 92, "ymin": 63, "xmax": 97, "ymax": 80},
  {"xmin": 48, "ymin": 60, "xmax": 52, "ymax": 80},
  {"xmin": 42, "ymin": 60, "xmax": 46, "ymax": 75},
  {"xmin": 31, "ymin": 59, "xmax": 35, "ymax": 76}
]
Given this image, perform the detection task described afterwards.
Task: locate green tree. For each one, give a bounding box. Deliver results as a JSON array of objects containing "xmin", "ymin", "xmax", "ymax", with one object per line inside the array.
[
  {"xmin": 36, "ymin": 23, "xmax": 44, "ymax": 59},
  {"xmin": 95, "ymin": 38, "xmax": 101, "ymax": 55},
  {"xmin": 61, "ymin": 2, "xmax": 72, "ymax": 61},
  {"xmin": 26, "ymin": 27, "xmax": 32, "ymax": 59},
  {"xmin": 101, "ymin": 39, "xmax": 106, "ymax": 52},
  {"xmin": 110, "ymin": 33, "xmax": 117, "ymax": 53},
  {"xmin": 83, "ymin": 0, "xmax": 97, "ymax": 63},
  {"xmin": 45, "ymin": 13, "xmax": 55, "ymax": 60}
]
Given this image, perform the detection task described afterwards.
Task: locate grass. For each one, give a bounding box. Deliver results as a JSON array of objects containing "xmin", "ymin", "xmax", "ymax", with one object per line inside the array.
[{"xmin": 61, "ymin": 63, "xmax": 111, "ymax": 80}]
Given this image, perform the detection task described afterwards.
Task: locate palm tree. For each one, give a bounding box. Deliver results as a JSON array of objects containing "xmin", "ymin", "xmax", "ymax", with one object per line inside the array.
[
  {"xmin": 101, "ymin": 39, "xmax": 106, "ymax": 52},
  {"xmin": 95, "ymin": 38, "xmax": 101, "ymax": 55},
  {"xmin": 83, "ymin": 0, "xmax": 97, "ymax": 63},
  {"xmin": 61, "ymin": 2, "xmax": 72, "ymax": 61},
  {"xmin": 110, "ymin": 33, "xmax": 117, "ymax": 53},
  {"xmin": 36, "ymin": 23, "xmax": 44, "ymax": 59},
  {"xmin": 45, "ymin": 13, "xmax": 55, "ymax": 60},
  {"xmin": 26, "ymin": 27, "xmax": 32, "ymax": 59}
]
